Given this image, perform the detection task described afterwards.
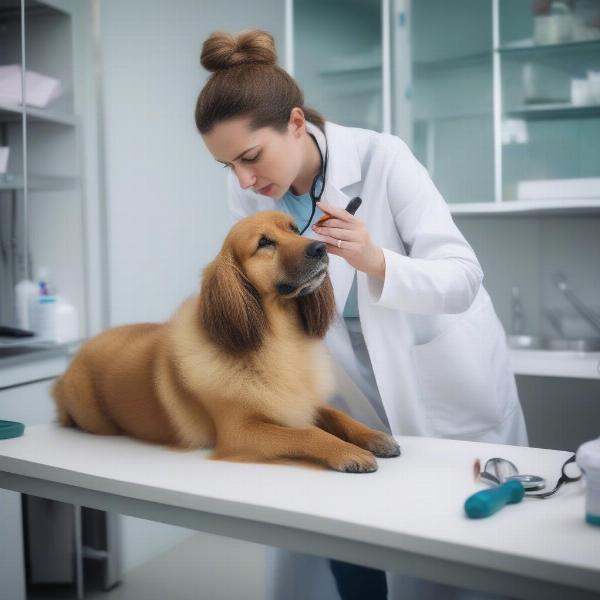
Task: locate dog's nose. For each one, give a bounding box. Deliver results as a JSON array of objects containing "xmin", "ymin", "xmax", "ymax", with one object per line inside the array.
[{"xmin": 305, "ymin": 241, "xmax": 326, "ymax": 259}]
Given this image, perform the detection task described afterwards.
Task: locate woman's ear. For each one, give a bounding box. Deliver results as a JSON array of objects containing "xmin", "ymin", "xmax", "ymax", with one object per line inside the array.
[
  {"xmin": 198, "ymin": 254, "xmax": 266, "ymax": 353},
  {"xmin": 289, "ymin": 106, "xmax": 306, "ymax": 137},
  {"xmin": 296, "ymin": 275, "xmax": 336, "ymax": 338}
]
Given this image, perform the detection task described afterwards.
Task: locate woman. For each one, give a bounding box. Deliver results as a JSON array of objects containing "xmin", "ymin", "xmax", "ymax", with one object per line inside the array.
[{"xmin": 195, "ymin": 29, "xmax": 527, "ymax": 600}]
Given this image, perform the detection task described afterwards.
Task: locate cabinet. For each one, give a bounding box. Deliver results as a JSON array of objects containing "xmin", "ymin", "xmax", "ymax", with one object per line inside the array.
[
  {"xmin": 405, "ymin": 0, "xmax": 600, "ymax": 213},
  {"xmin": 291, "ymin": 0, "xmax": 600, "ymax": 380},
  {"xmin": 0, "ymin": 0, "xmax": 86, "ymax": 383},
  {"xmin": 293, "ymin": 0, "xmax": 600, "ymax": 214},
  {"xmin": 292, "ymin": 0, "xmax": 388, "ymax": 133}
]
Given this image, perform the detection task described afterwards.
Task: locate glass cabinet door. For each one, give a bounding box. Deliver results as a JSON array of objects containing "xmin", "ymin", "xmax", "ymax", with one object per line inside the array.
[
  {"xmin": 0, "ymin": 0, "xmax": 25, "ymax": 327},
  {"xmin": 395, "ymin": 0, "xmax": 494, "ymax": 205},
  {"xmin": 499, "ymin": 0, "xmax": 600, "ymax": 203},
  {"xmin": 293, "ymin": 0, "xmax": 384, "ymax": 132},
  {"xmin": 23, "ymin": 0, "xmax": 85, "ymax": 340}
]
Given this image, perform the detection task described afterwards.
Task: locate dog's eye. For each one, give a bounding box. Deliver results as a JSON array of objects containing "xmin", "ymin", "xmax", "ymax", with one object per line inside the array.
[
  {"xmin": 290, "ymin": 224, "xmax": 300, "ymax": 234},
  {"xmin": 258, "ymin": 236, "xmax": 274, "ymax": 248}
]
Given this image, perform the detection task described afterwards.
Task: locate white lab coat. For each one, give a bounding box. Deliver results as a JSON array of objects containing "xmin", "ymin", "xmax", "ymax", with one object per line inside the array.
[{"xmin": 227, "ymin": 121, "xmax": 528, "ymax": 600}]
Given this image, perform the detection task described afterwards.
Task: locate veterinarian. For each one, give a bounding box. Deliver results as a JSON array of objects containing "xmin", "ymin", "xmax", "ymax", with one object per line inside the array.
[{"xmin": 195, "ymin": 29, "xmax": 528, "ymax": 600}]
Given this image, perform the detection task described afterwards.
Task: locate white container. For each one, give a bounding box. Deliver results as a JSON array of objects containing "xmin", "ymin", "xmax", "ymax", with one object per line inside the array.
[
  {"xmin": 577, "ymin": 437, "xmax": 600, "ymax": 526},
  {"xmin": 517, "ymin": 177, "xmax": 600, "ymax": 200},
  {"xmin": 534, "ymin": 12, "xmax": 574, "ymax": 45},
  {"xmin": 30, "ymin": 295, "xmax": 59, "ymax": 341},
  {"xmin": 14, "ymin": 279, "xmax": 37, "ymax": 330},
  {"xmin": 571, "ymin": 78, "xmax": 593, "ymax": 106},
  {"xmin": 587, "ymin": 70, "xmax": 600, "ymax": 103},
  {"xmin": 55, "ymin": 301, "xmax": 79, "ymax": 343},
  {"xmin": 0, "ymin": 146, "xmax": 9, "ymax": 174}
]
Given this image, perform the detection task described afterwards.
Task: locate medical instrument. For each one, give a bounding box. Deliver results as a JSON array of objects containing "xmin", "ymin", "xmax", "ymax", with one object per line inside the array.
[
  {"xmin": 0, "ymin": 420, "xmax": 25, "ymax": 440},
  {"xmin": 465, "ymin": 454, "xmax": 582, "ymax": 517},
  {"xmin": 299, "ymin": 133, "xmax": 328, "ymax": 235},
  {"xmin": 477, "ymin": 457, "xmax": 546, "ymax": 491},
  {"xmin": 464, "ymin": 459, "xmax": 525, "ymax": 519},
  {"xmin": 527, "ymin": 454, "xmax": 581, "ymax": 499},
  {"xmin": 316, "ymin": 196, "xmax": 362, "ymax": 226},
  {"xmin": 483, "ymin": 454, "xmax": 581, "ymax": 499}
]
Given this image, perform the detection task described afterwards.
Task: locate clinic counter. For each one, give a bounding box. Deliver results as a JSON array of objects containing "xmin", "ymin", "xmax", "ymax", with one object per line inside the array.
[{"xmin": 0, "ymin": 425, "xmax": 598, "ymax": 599}]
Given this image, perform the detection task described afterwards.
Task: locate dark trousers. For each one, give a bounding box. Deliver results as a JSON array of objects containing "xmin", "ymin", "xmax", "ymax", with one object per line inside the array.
[{"xmin": 329, "ymin": 559, "xmax": 388, "ymax": 600}]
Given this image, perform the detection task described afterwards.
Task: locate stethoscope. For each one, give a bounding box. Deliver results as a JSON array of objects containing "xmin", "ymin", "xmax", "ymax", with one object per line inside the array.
[{"xmin": 299, "ymin": 132, "xmax": 329, "ymax": 235}]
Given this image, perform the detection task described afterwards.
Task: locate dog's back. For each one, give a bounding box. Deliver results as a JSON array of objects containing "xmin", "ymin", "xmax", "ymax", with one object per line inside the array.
[{"xmin": 53, "ymin": 323, "xmax": 181, "ymax": 445}]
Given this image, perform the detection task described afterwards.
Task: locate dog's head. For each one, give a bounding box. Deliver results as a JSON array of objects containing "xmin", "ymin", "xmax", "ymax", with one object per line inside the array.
[{"xmin": 199, "ymin": 211, "xmax": 336, "ymax": 354}]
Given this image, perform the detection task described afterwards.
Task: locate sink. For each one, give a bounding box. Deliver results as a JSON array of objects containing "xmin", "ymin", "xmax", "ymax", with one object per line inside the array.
[
  {"xmin": 507, "ymin": 335, "xmax": 600, "ymax": 352},
  {"xmin": 507, "ymin": 335, "xmax": 545, "ymax": 350}
]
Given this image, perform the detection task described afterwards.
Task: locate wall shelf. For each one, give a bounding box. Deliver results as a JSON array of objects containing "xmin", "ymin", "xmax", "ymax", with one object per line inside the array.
[
  {"xmin": 0, "ymin": 101, "xmax": 76, "ymax": 126},
  {"xmin": 506, "ymin": 103, "xmax": 600, "ymax": 121},
  {"xmin": 449, "ymin": 198, "xmax": 600, "ymax": 215},
  {"xmin": 0, "ymin": 173, "xmax": 78, "ymax": 191},
  {"xmin": 510, "ymin": 349, "xmax": 600, "ymax": 379},
  {"xmin": 498, "ymin": 38, "xmax": 600, "ymax": 56}
]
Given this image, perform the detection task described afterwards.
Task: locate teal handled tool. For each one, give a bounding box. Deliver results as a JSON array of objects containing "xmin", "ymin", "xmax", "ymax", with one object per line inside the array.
[
  {"xmin": 0, "ymin": 420, "xmax": 25, "ymax": 440},
  {"xmin": 464, "ymin": 458, "xmax": 529, "ymax": 518},
  {"xmin": 465, "ymin": 479, "xmax": 525, "ymax": 518}
]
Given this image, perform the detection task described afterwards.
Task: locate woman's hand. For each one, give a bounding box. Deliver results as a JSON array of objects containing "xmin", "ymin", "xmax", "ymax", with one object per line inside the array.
[{"xmin": 312, "ymin": 201, "xmax": 386, "ymax": 280}]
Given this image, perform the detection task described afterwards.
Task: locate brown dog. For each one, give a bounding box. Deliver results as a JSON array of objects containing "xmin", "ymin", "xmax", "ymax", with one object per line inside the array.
[{"xmin": 53, "ymin": 211, "xmax": 400, "ymax": 472}]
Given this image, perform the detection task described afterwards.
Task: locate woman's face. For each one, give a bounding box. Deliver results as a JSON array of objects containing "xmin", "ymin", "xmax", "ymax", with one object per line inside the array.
[{"xmin": 202, "ymin": 115, "xmax": 305, "ymax": 199}]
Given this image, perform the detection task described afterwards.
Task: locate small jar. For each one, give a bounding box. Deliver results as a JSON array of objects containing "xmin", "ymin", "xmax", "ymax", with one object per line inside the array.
[{"xmin": 30, "ymin": 295, "xmax": 58, "ymax": 341}]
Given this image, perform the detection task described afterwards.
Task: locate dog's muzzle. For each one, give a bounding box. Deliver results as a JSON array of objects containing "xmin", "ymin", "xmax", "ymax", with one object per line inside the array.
[{"xmin": 276, "ymin": 242, "xmax": 329, "ymax": 297}]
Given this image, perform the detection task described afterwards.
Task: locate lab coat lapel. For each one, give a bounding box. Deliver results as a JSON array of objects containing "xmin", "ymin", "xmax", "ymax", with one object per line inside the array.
[
  {"xmin": 322, "ymin": 182, "xmax": 355, "ymax": 314},
  {"xmin": 314, "ymin": 121, "xmax": 363, "ymax": 314}
]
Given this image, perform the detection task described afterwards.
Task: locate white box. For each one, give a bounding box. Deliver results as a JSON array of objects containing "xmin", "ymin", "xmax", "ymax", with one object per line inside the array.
[
  {"xmin": 517, "ymin": 177, "xmax": 600, "ymax": 200},
  {"xmin": 0, "ymin": 147, "xmax": 9, "ymax": 174},
  {"xmin": 0, "ymin": 64, "xmax": 62, "ymax": 108}
]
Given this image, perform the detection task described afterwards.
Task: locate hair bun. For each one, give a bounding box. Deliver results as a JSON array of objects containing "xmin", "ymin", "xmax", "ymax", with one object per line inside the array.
[{"xmin": 200, "ymin": 29, "xmax": 277, "ymax": 72}]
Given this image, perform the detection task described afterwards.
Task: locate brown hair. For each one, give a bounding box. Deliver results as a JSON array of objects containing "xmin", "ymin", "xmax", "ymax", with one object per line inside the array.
[{"xmin": 195, "ymin": 29, "xmax": 325, "ymax": 134}]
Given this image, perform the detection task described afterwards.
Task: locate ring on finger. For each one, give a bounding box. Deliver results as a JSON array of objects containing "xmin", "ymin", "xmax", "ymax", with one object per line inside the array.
[{"xmin": 337, "ymin": 239, "xmax": 342, "ymax": 249}]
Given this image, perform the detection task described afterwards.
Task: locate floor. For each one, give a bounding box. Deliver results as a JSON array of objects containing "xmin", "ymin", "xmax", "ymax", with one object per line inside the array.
[{"xmin": 28, "ymin": 533, "xmax": 266, "ymax": 600}]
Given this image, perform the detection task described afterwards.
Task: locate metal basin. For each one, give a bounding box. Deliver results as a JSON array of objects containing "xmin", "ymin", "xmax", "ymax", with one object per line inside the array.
[
  {"xmin": 507, "ymin": 335, "xmax": 600, "ymax": 352},
  {"xmin": 507, "ymin": 335, "xmax": 545, "ymax": 350},
  {"xmin": 546, "ymin": 338, "xmax": 600, "ymax": 352}
]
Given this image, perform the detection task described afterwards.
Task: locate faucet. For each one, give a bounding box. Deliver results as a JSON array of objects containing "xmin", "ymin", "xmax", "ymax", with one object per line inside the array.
[{"xmin": 553, "ymin": 273, "xmax": 600, "ymax": 336}]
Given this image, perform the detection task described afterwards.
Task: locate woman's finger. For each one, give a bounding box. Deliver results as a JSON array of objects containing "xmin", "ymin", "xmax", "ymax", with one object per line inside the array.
[
  {"xmin": 315, "ymin": 215, "xmax": 354, "ymax": 229},
  {"xmin": 313, "ymin": 225, "xmax": 354, "ymax": 240},
  {"xmin": 316, "ymin": 201, "xmax": 354, "ymax": 222}
]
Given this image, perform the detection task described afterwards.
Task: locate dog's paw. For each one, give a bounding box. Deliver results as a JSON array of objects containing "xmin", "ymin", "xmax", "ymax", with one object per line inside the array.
[
  {"xmin": 331, "ymin": 447, "xmax": 378, "ymax": 473},
  {"xmin": 363, "ymin": 432, "xmax": 401, "ymax": 458}
]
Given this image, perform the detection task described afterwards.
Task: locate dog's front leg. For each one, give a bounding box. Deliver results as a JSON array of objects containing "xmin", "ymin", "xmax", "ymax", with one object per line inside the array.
[
  {"xmin": 212, "ymin": 421, "xmax": 378, "ymax": 473},
  {"xmin": 316, "ymin": 406, "xmax": 400, "ymax": 458}
]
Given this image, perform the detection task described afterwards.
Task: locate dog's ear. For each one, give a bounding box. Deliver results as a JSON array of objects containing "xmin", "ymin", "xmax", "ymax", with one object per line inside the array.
[
  {"xmin": 296, "ymin": 274, "xmax": 336, "ymax": 338},
  {"xmin": 198, "ymin": 254, "xmax": 266, "ymax": 353}
]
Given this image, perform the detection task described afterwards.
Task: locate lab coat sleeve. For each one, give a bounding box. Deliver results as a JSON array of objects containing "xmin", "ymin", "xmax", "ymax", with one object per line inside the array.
[{"xmin": 368, "ymin": 141, "xmax": 483, "ymax": 314}]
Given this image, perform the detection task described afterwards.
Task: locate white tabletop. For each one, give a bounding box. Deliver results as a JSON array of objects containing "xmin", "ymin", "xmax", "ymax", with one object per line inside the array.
[{"xmin": 0, "ymin": 425, "xmax": 598, "ymax": 598}]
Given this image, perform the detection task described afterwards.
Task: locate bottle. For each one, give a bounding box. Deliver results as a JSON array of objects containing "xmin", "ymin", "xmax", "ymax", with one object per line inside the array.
[
  {"xmin": 55, "ymin": 298, "xmax": 79, "ymax": 343},
  {"xmin": 511, "ymin": 286, "xmax": 524, "ymax": 335},
  {"xmin": 30, "ymin": 295, "xmax": 59, "ymax": 341},
  {"xmin": 15, "ymin": 278, "xmax": 37, "ymax": 330}
]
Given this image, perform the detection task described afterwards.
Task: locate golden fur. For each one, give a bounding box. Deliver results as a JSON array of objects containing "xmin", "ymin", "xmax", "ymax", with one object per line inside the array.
[{"xmin": 53, "ymin": 211, "xmax": 400, "ymax": 472}]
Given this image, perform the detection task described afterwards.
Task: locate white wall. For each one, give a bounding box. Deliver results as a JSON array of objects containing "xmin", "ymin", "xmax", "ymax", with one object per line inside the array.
[
  {"xmin": 96, "ymin": 0, "xmax": 285, "ymax": 574},
  {"xmin": 99, "ymin": 0, "xmax": 286, "ymax": 326}
]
